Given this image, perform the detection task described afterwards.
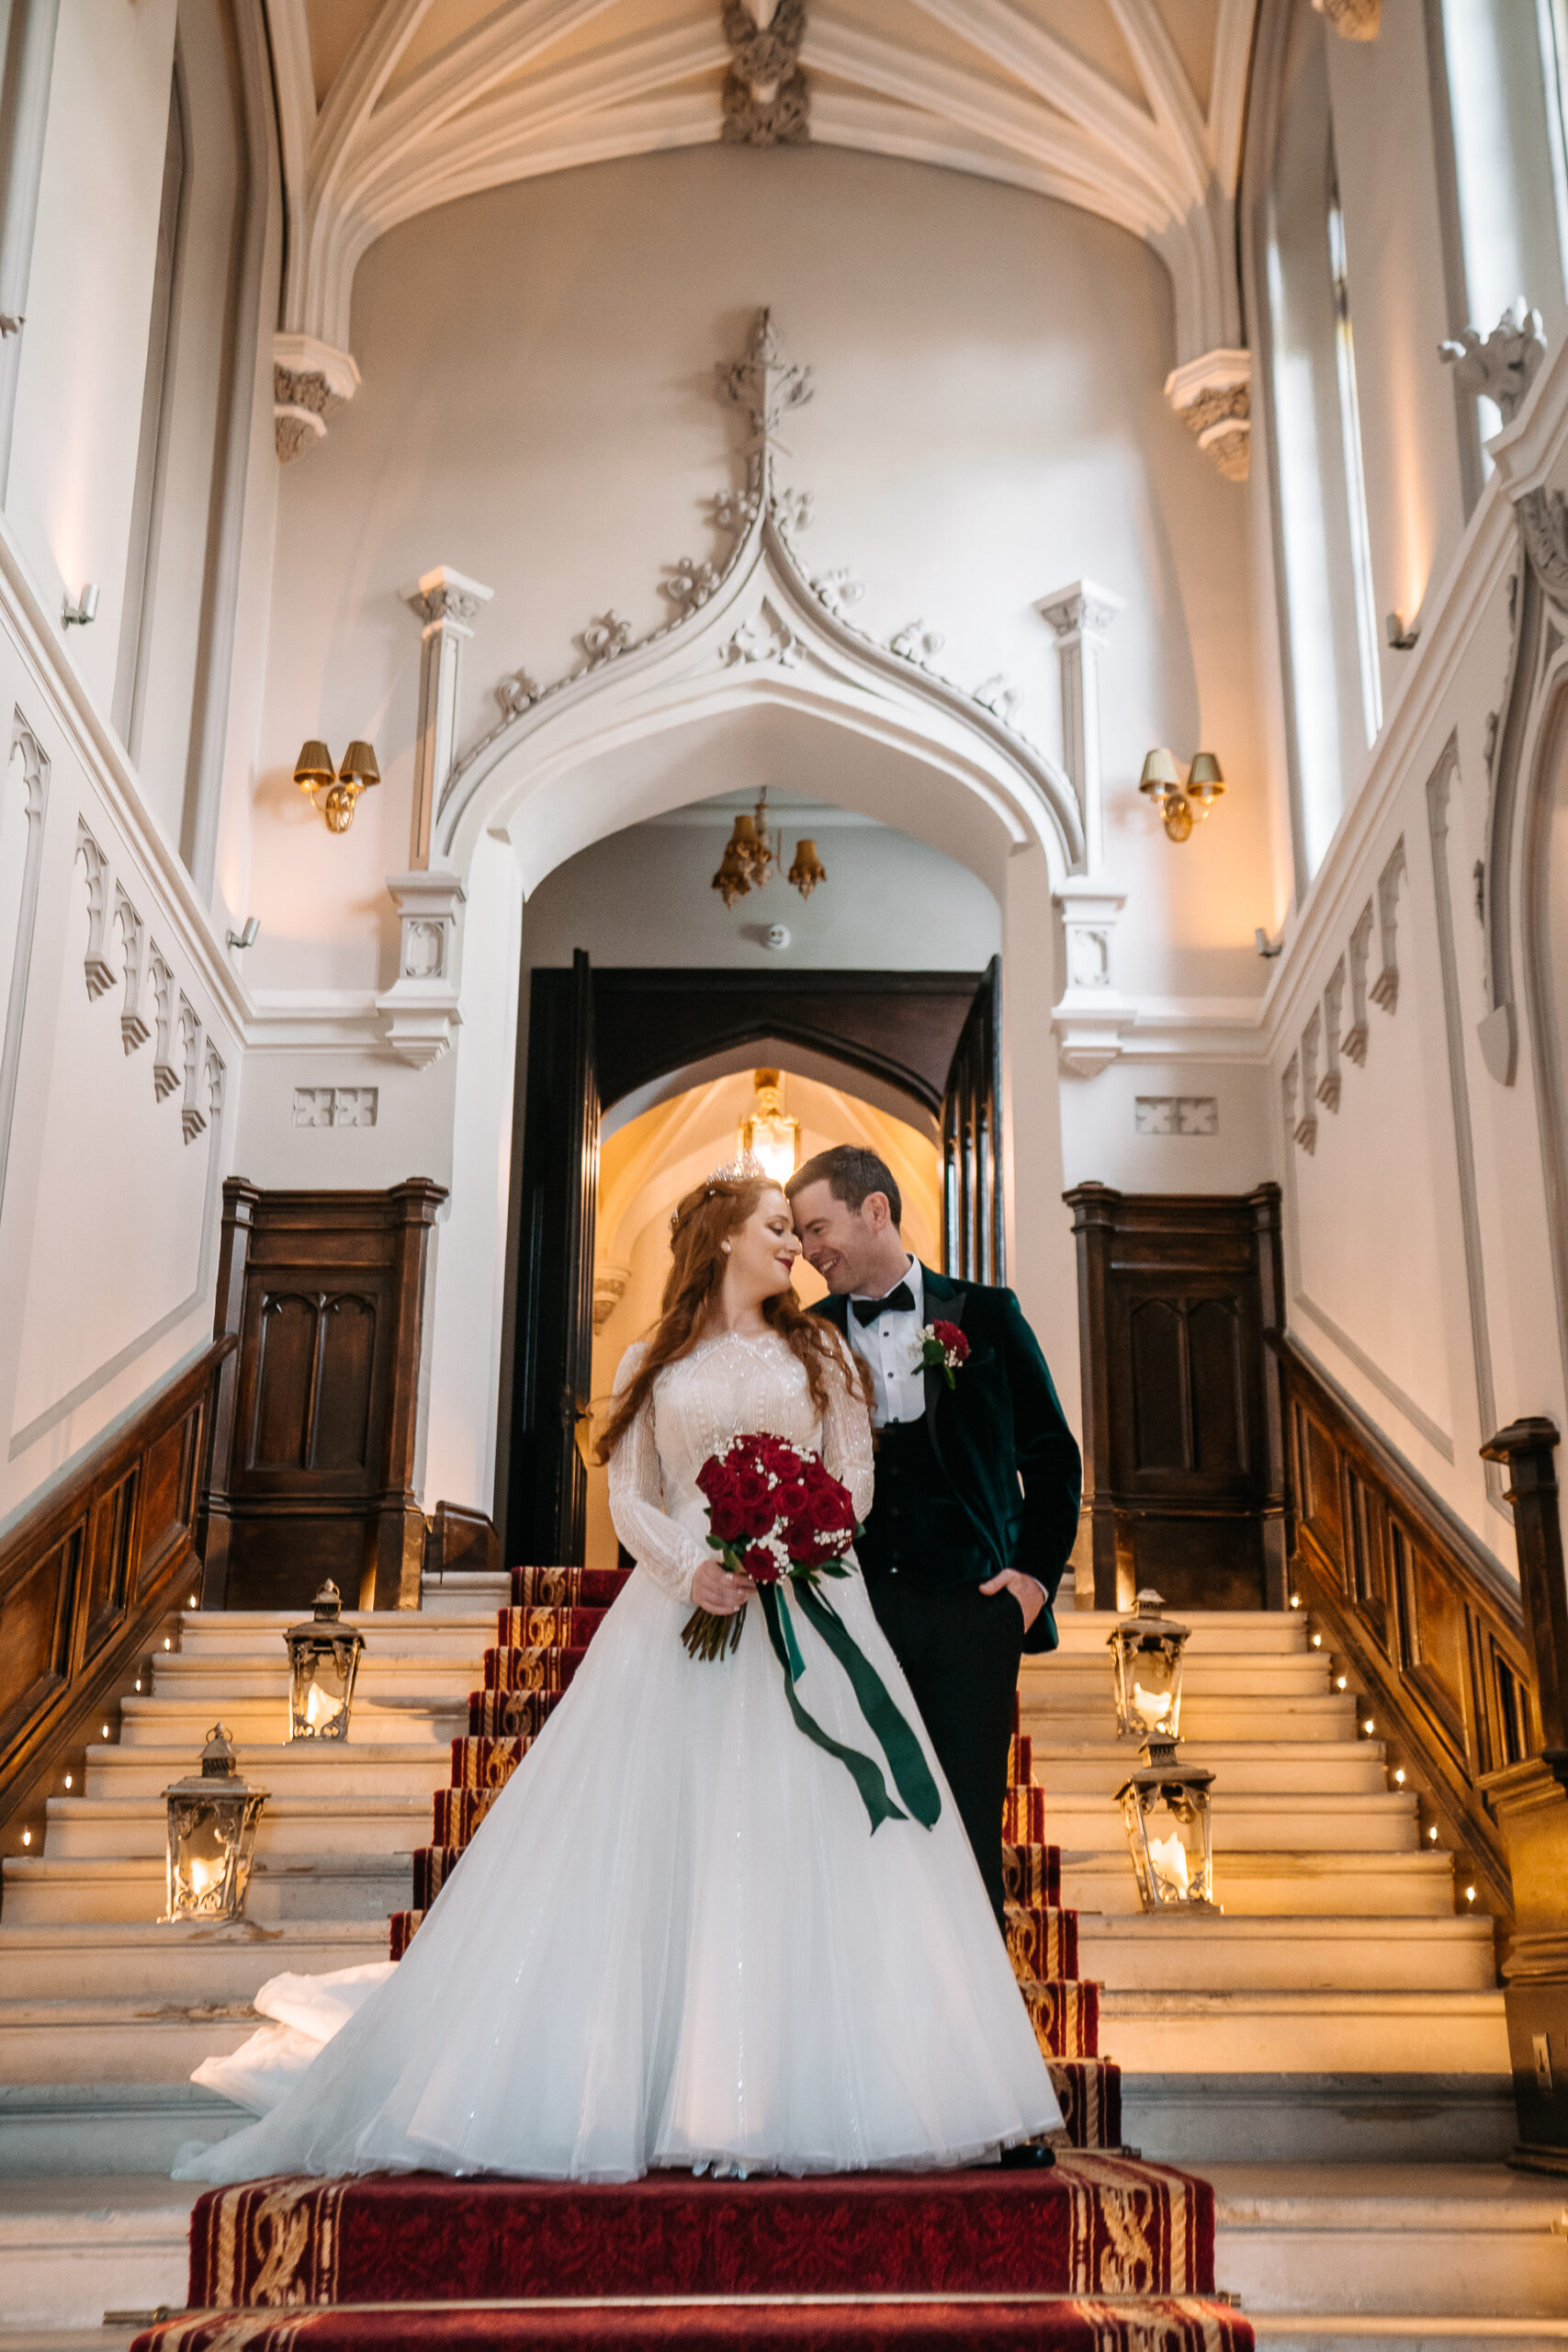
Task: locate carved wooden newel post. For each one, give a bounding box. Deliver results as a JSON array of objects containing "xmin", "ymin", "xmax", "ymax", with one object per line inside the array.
[{"xmin": 1480, "ymin": 1416, "xmax": 1568, "ymax": 2171}]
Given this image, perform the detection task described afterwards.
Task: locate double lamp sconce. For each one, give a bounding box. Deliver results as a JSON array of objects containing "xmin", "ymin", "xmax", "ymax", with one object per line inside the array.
[
  {"xmin": 1139, "ymin": 748, "xmax": 1225, "ymax": 842},
  {"xmin": 293, "ymin": 739, "xmax": 380, "ymax": 833}
]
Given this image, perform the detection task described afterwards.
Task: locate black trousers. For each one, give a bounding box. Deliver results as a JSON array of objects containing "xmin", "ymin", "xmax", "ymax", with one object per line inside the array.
[{"xmin": 865, "ymin": 1577, "xmax": 1024, "ymax": 1929}]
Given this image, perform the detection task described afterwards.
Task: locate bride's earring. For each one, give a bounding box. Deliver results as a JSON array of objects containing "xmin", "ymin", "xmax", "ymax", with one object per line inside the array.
[{"xmin": 721, "ymin": 1241, "xmax": 731, "ymax": 1252}]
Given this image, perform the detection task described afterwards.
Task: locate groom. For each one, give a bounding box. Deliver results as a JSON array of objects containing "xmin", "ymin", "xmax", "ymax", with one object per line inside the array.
[{"xmin": 787, "ymin": 1146, "xmax": 1081, "ymax": 1930}]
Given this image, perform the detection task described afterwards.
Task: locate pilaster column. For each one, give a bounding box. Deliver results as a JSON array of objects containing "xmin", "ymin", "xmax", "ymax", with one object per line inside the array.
[
  {"xmin": 376, "ymin": 871, "xmax": 468, "ymax": 1069},
  {"xmin": 1051, "ymin": 881, "xmax": 1132, "ymax": 1079},
  {"xmin": 1036, "ymin": 580, "xmax": 1123, "ymax": 873},
  {"xmin": 401, "ymin": 565, "xmax": 492, "ymax": 871},
  {"xmin": 0, "ymin": 0, "xmax": 62, "ymax": 495}
]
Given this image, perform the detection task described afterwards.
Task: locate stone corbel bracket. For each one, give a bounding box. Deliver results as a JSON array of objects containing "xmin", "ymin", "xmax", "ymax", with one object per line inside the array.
[
  {"xmin": 274, "ymin": 333, "xmax": 361, "ymax": 464},
  {"xmin": 377, "ymin": 872, "xmax": 467, "ymax": 1069},
  {"xmin": 1164, "ymin": 348, "xmax": 1251, "ymax": 481},
  {"xmin": 1051, "ymin": 882, "xmax": 1133, "ymax": 1078}
]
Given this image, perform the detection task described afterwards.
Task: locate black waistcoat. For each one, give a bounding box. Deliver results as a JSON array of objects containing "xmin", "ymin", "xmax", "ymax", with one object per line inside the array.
[{"xmin": 854, "ymin": 1415, "xmax": 992, "ymax": 1587}]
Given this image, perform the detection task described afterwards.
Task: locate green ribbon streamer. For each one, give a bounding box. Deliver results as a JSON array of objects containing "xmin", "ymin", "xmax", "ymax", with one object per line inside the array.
[{"xmin": 755, "ymin": 1583, "xmax": 942, "ymax": 1836}]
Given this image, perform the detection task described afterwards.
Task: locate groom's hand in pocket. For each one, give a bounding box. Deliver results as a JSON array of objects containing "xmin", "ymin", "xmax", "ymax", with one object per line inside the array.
[{"xmin": 979, "ymin": 1568, "xmax": 1045, "ymax": 1633}]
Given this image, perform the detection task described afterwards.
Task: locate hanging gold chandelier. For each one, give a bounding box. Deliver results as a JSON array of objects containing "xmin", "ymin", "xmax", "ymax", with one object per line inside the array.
[
  {"xmin": 713, "ymin": 792, "xmax": 827, "ymax": 909},
  {"xmin": 738, "ymin": 1069, "xmax": 802, "ymax": 1185}
]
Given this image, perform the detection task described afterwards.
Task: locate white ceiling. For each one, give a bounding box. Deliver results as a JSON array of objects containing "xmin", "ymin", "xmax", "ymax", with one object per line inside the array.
[{"xmin": 268, "ymin": 0, "xmax": 1258, "ymax": 367}]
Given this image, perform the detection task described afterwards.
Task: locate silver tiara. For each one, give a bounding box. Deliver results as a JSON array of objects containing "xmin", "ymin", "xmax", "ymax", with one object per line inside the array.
[{"xmin": 670, "ymin": 1150, "xmax": 769, "ymax": 1232}]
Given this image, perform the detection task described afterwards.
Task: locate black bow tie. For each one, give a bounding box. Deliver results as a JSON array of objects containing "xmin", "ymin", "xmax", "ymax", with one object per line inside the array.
[{"xmin": 852, "ymin": 1281, "xmax": 915, "ymax": 1324}]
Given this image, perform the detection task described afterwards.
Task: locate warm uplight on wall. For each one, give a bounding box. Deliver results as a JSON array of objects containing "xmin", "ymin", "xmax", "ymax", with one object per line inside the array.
[
  {"xmin": 294, "ymin": 739, "xmax": 381, "ymax": 834},
  {"xmin": 1139, "ymin": 749, "xmax": 1226, "ymax": 842}
]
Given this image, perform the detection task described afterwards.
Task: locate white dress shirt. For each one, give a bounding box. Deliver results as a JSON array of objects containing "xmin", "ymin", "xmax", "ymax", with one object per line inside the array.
[{"xmin": 849, "ymin": 1255, "xmax": 927, "ymax": 1428}]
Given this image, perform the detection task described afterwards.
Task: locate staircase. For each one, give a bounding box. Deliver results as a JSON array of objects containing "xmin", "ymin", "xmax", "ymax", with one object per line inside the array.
[{"xmin": 0, "ymin": 1581, "xmax": 1562, "ymax": 2347}]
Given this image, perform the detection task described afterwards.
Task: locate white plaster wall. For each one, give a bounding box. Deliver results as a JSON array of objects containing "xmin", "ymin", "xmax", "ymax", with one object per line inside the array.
[
  {"xmin": 7, "ymin": 0, "xmax": 177, "ymax": 719},
  {"xmin": 242, "ymin": 145, "xmax": 1276, "ymax": 1014}
]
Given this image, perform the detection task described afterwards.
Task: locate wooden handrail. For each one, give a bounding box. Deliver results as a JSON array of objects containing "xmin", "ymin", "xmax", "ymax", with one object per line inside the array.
[
  {"xmin": 0, "ymin": 1337, "xmax": 234, "ymax": 1856},
  {"xmin": 1272, "ymin": 1329, "xmax": 1530, "ymax": 1926}
]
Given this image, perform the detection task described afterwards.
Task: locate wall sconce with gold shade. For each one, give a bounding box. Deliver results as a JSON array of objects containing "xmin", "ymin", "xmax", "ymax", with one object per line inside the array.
[
  {"xmin": 294, "ymin": 740, "xmax": 381, "ymax": 834},
  {"xmin": 737, "ymin": 1069, "xmax": 802, "ymax": 1185},
  {"xmin": 1140, "ymin": 748, "xmax": 1226, "ymax": 842},
  {"xmin": 713, "ymin": 792, "xmax": 827, "ymax": 909}
]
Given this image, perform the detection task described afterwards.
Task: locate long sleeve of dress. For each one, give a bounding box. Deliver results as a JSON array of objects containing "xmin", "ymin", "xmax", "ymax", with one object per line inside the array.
[
  {"xmin": 606, "ymin": 1344, "xmax": 711, "ymax": 1605},
  {"xmin": 820, "ymin": 1337, "xmax": 875, "ymax": 1526}
]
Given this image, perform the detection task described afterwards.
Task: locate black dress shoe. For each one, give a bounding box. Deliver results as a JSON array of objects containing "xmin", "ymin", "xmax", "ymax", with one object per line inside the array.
[{"xmin": 999, "ymin": 2138, "xmax": 1056, "ymax": 2168}]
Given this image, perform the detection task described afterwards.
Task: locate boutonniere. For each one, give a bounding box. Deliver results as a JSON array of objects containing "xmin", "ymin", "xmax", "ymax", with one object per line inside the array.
[{"xmin": 916, "ymin": 1319, "xmax": 970, "ymax": 1389}]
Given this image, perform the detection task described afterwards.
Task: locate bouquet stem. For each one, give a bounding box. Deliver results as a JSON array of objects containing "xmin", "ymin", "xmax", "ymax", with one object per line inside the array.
[{"xmin": 681, "ymin": 1605, "xmax": 747, "ymax": 1661}]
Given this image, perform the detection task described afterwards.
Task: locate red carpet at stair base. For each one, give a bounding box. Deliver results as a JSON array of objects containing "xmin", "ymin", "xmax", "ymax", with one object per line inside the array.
[{"xmin": 130, "ymin": 2165, "xmax": 1252, "ymax": 2351}]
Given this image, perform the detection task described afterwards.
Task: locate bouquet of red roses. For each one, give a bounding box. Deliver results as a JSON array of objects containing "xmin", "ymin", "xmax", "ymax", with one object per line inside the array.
[{"xmin": 684, "ymin": 1433, "xmax": 858, "ymax": 1661}]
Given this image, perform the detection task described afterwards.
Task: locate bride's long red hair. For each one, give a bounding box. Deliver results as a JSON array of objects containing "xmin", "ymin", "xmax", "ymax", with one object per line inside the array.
[{"xmin": 595, "ymin": 1174, "xmax": 860, "ymax": 1460}]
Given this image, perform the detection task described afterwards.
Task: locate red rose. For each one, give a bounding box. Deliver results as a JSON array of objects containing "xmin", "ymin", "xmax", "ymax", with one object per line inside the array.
[
  {"xmin": 809, "ymin": 1480, "xmax": 853, "ymax": 1532},
  {"xmin": 931, "ymin": 1319, "xmax": 968, "ymax": 1363},
  {"xmin": 774, "ymin": 1479, "xmax": 808, "ymax": 1518},
  {"xmin": 757, "ymin": 1438, "xmax": 801, "ymax": 1477},
  {"xmin": 710, "ymin": 1495, "xmax": 746, "ymax": 1543},
  {"xmin": 742, "ymin": 1496, "xmax": 774, "ymax": 1539},
  {"xmin": 734, "ymin": 1466, "xmax": 769, "ymax": 1507},
  {"xmin": 742, "ymin": 1543, "xmax": 782, "ymax": 1584}
]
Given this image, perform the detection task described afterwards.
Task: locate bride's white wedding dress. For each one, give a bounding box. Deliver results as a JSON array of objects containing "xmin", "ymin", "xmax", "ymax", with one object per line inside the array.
[{"xmin": 175, "ymin": 1329, "xmax": 1061, "ymax": 2184}]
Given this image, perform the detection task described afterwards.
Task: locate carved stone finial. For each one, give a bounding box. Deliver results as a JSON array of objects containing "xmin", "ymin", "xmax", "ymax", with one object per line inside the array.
[
  {"xmin": 1440, "ymin": 300, "xmax": 1547, "ymax": 424},
  {"xmin": 721, "ymin": 0, "xmax": 808, "ymax": 144},
  {"xmin": 1162, "ymin": 348, "xmax": 1251, "ymax": 481},
  {"xmin": 717, "ymin": 310, "xmax": 814, "ymax": 461},
  {"xmin": 272, "ymin": 334, "xmax": 360, "ymax": 464},
  {"xmin": 1313, "ymin": 0, "xmax": 1382, "ymax": 37}
]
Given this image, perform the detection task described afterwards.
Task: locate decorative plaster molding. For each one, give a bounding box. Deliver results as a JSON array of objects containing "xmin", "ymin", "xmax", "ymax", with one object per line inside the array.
[
  {"xmin": 1296, "ymin": 1007, "xmax": 1320, "ymax": 1152},
  {"xmin": 1282, "ymin": 1051, "xmax": 1299, "ymax": 1143},
  {"xmin": 401, "ymin": 565, "xmax": 493, "ymax": 871},
  {"xmin": 1163, "ymin": 347, "xmax": 1251, "ymax": 481},
  {"xmin": 1440, "ymin": 301, "xmax": 1547, "ymax": 426},
  {"xmin": 205, "ymin": 1040, "xmax": 226, "ymax": 1132},
  {"xmin": 149, "ymin": 946, "xmax": 178, "ymax": 1102},
  {"xmin": 1371, "ymin": 836, "xmax": 1406, "ymax": 1013},
  {"xmin": 593, "ymin": 1263, "xmax": 632, "ymax": 1330},
  {"xmin": 1312, "ymin": 0, "xmax": 1381, "ymax": 37},
  {"xmin": 292, "ymin": 1085, "xmax": 379, "ymax": 1128},
  {"xmin": 1518, "ymin": 485, "xmax": 1568, "ymax": 605},
  {"xmin": 1343, "ymin": 902, "xmax": 1373, "ymax": 1065},
  {"xmin": 74, "ymin": 819, "xmax": 115, "ymax": 1001},
  {"xmin": 177, "ymin": 997, "xmax": 206, "ymax": 1142},
  {"xmin": 1134, "ymin": 1094, "xmax": 1217, "ymax": 1134},
  {"xmin": 114, "ymin": 885, "xmax": 149, "ymax": 1053},
  {"xmin": 376, "ymin": 871, "xmax": 467, "ymax": 1068},
  {"xmin": 1051, "ymin": 880, "xmax": 1132, "ymax": 1077},
  {"xmin": 721, "ymin": 0, "xmax": 809, "ymax": 145},
  {"xmin": 1037, "ymin": 579, "xmax": 1124, "ymax": 872},
  {"xmin": 1318, "ymin": 957, "xmax": 1344, "ymax": 1111},
  {"xmin": 273, "ymin": 333, "xmax": 360, "ymax": 464},
  {"xmin": 438, "ymin": 311, "xmax": 1084, "ymax": 879}
]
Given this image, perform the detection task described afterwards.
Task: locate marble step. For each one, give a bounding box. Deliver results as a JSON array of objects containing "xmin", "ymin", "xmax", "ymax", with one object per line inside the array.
[
  {"xmin": 422, "ymin": 1570, "xmax": 512, "ymax": 1614},
  {"xmin": 0, "ymin": 1851, "xmax": 410, "ymax": 1926},
  {"xmin": 0, "ymin": 1918, "xmax": 386, "ymax": 2001},
  {"xmin": 1047, "ymin": 1611, "xmax": 1310, "ymax": 1656},
  {"xmin": 1100, "ymin": 1986, "xmax": 1509, "ymax": 2074},
  {"xmin": 37, "ymin": 1792, "xmax": 429, "ymax": 1860},
  {"xmin": 171, "ymin": 1609, "xmax": 493, "ymax": 1659},
  {"xmin": 0, "ymin": 2083, "xmax": 251, "ymax": 2177},
  {"xmin": 140, "ymin": 1654, "xmax": 481, "ymax": 1705},
  {"xmin": 1120, "ymin": 2073, "xmax": 1517, "ymax": 2165},
  {"xmin": 1209, "ymin": 2164, "xmax": 1568, "ymax": 2319},
  {"xmin": 1032, "ymin": 1740, "xmax": 1391, "ymax": 1796},
  {"xmin": 80, "ymin": 1741, "xmax": 456, "ymax": 1804},
  {"xmin": 1061, "ymin": 1849, "xmax": 1461, "ymax": 1916},
  {"xmin": 1043, "ymin": 1788, "xmax": 1422, "ymax": 1853},
  {"xmin": 1021, "ymin": 1689, "xmax": 1359, "ymax": 1743},
  {"xmin": 1030, "ymin": 1654, "xmax": 1332, "ymax": 1698},
  {"xmin": 115, "ymin": 1692, "xmax": 464, "ymax": 1747},
  {"xmin": 0, "ymin": 2177, "xmax": 190, "ymax": 2329},
  {"xmin": 0, "ymin": 1996, "xmax": 298, "ymax": 2082},
  {"xmin": 1077, "ymin": 1913, "xmax": 1498, "ymax": 1993}
]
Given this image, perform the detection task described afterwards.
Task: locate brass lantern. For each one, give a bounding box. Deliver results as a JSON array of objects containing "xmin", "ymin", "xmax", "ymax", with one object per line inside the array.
[
  {"xmin": 163, "ymin": 1724, "xmax": 267, "ymax": 1923},
  {"xmin": 284, "ymin": 1580, "xmax": 366, "ymax": 1741},
  {"xmin": 1109, "ymin": 1588, "xmax": 1191, "ymax": 1741},
  {"xmin": 1116, "ymin": 1735, "xmax": 1217, "ymax": 1911},
  {"xmin": 738, "ymin": 1069, "xmax": 802, "ymax": 1186}
]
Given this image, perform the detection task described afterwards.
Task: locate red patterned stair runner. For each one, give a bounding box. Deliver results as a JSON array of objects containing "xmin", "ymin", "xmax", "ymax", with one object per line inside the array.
[{"xmin": 389, "ymin": 1564, "xmax": 1121, "ymax": 2152}]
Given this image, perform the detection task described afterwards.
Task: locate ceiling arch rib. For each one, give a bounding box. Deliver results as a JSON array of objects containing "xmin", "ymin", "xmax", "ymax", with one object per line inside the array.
[{"xmin": 268, "ymin": 0, "xmax": 1257, "ymax": 482}]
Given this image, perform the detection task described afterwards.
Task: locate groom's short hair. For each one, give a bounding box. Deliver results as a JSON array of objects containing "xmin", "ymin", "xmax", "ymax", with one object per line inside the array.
[{"xmin": 787, "ymin": 1145, "xmax": 902, "ymax": 1228}]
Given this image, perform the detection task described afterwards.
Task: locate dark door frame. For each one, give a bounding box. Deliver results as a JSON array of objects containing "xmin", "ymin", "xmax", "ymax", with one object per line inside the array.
[{"xmin": 501, "ymin": 965, "xmax": 994, "ymax": 1565}]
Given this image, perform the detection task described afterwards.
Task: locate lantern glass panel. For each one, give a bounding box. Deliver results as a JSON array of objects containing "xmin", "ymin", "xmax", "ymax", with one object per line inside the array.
[
  {"xmin": 1109, "ymin": 1589, "xmax": 1190, "ymax": 1740},
  {"xmin": 1119, "ymin": 1772, "xmax": 1216, "ymax": 1911},
  {"xmin": 285, "ymin": 1582, "xmax": 365, "ymax": 1741}
]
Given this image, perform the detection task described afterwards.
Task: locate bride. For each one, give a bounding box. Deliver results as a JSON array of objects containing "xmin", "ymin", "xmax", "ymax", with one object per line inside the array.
[{"xmin": 175, "ymin": 1170, "xmax": 1061, "ymax": 2184}]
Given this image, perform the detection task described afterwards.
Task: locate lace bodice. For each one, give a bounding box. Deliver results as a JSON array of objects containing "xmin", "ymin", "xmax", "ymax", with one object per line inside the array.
[{"xmin": 607, "ymin": 1330, "xmax": 874, "ymax": 1604}]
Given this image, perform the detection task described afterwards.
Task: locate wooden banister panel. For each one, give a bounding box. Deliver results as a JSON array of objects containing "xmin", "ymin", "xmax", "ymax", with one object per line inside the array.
[
  {"xmin": 0, "ymin": 1340, "xmax": 231, "ymax": 1852},
  {"xmin": 1276, "ymin": 1331, "xmax": 1531, "ymax": 1922}
]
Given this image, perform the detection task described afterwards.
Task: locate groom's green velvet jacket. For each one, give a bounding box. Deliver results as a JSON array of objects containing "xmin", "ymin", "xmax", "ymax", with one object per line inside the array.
[{"xmin": 814, "ymin": 1265, "xmax": 1083, "ymax": 1655}]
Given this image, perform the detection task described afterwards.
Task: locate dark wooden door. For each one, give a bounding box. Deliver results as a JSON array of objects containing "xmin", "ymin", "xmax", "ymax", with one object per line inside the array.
[
  {"xmin": 942, "ymin": 956, "xmax": 1004, "ymax": 1282},
  {"xmin": 1066, "ymin": 1182, "xmax": 1287, "ymax": 1611},
  {"xmin": 509, "ymin": 949, "xmax": 600, "ymax": 1566}
]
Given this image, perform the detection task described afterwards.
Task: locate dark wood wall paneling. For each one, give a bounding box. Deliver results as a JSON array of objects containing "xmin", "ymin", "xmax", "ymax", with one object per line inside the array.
[
  {"xmin": 1066, "ymin": 1183, "xmax": 1288, "ymax": 1612},
  {"xmin": 202, "ymin": 1178, "xmax": 446, "ymax": 1612},
  {"xmin": 0, "ymin": 1340, "xmax": 231, "ymax": 1851},
  {"xmin": 1276, "ymin": 1332, "xmax": 1533, "ymax": 1924}
]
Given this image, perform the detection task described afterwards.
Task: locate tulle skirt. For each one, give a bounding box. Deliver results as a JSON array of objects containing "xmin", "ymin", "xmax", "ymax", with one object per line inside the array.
[{"xmin": 175, "ymin": 1564, "xmax": 1060, "ymax": 2183}]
